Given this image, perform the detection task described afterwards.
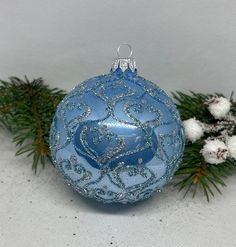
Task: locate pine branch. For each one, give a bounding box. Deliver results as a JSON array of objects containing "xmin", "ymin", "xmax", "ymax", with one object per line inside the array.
[
  {"xmin": 173, "ymin": 91, "xmax": 236, "ymax": 201},
  {"xmin": 1, "ymin": 78, "xmax": 235, "ymax": 201},
  {"xmin": 0, "ymin": 77, "xmax": 66, "ymax": 172}
]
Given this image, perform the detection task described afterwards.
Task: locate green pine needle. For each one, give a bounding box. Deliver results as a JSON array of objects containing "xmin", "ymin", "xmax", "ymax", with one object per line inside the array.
[{"xmin": 0, "ymin": 77, "xmax": 66, "ymax": 172}]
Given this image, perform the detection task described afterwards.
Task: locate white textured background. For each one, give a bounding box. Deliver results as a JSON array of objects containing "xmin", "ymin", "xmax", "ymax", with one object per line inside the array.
[
  {"xmin": 0, "ymin": 1, "xmax": 236, "ymax": 246},
  {"xmin": 0, "ymin": 0, "xmax": 236, "ymax": 94}
]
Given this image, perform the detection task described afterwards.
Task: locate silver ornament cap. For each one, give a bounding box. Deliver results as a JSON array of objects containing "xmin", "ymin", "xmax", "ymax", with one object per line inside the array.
[{"xmin": 111, "ymin": 43, "xmax": 137, "ymax": 72}]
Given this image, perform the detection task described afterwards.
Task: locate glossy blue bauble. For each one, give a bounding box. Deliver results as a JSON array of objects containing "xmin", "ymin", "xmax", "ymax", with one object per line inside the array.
[{"xmin": 50, "ymin": 56, "xmax": 185, "ymax": 203}]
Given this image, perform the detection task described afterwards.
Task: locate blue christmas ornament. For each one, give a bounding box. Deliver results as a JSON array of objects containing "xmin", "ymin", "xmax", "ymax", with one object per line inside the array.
[{"xmin": 50, "ymin": 44, "xmax": 185, "ymax": 203}]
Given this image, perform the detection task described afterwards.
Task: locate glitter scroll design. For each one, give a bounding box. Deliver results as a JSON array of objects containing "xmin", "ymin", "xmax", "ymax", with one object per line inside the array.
[{"xmin": 50, "ymin": 69, "xmax": 185, "ymax": 203}]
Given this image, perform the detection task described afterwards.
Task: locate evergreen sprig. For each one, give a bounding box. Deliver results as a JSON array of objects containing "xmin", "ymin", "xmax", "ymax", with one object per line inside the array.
[
  {"xmin": 173, "ymin": 91, "xmax": 236, "ymax": 201},
  {"xmin": 0, "ymin": 78, "xmax": 235, "ymax": 201},
  {"xmin": 0, "ymin": 77, "xmax": 66, "ymax": 172}
]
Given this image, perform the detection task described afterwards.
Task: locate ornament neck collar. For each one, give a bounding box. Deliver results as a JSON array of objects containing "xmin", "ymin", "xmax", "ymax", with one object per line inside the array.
[{"xmin": 110, "ymin": 43, "xmax": 137, "ymax": 73}]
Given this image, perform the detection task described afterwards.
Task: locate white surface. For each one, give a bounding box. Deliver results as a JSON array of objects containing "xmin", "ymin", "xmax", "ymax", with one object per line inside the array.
[
  {"xmin": 0, "ymin": 0, "xmax": 236, "ymax": 95},
  {"xmin": 1, "ymin": 128, "xmax": 236, "ymax": 247}
]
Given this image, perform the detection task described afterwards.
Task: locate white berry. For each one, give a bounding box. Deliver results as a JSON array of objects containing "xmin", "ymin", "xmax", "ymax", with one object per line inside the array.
[
  {"xmin": 227, "ymin": 136, "xmax": 236, "ymax": 160},
  {"xmin": 201, "ymin": 140, "xmax": 228, "ymax": 164},
  {"xmin": 183, "ymin": 118, "xmax": 204, "ymax": 142},
  {"xmin": 208, "ymin": 96, "xmax": 231, "ymax": 119}
]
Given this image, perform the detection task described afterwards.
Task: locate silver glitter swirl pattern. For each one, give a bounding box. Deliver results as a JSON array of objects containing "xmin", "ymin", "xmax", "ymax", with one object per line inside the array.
[{"xmin": 50, "ymin": 71, "xmax": 185, "ymax": 203}]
